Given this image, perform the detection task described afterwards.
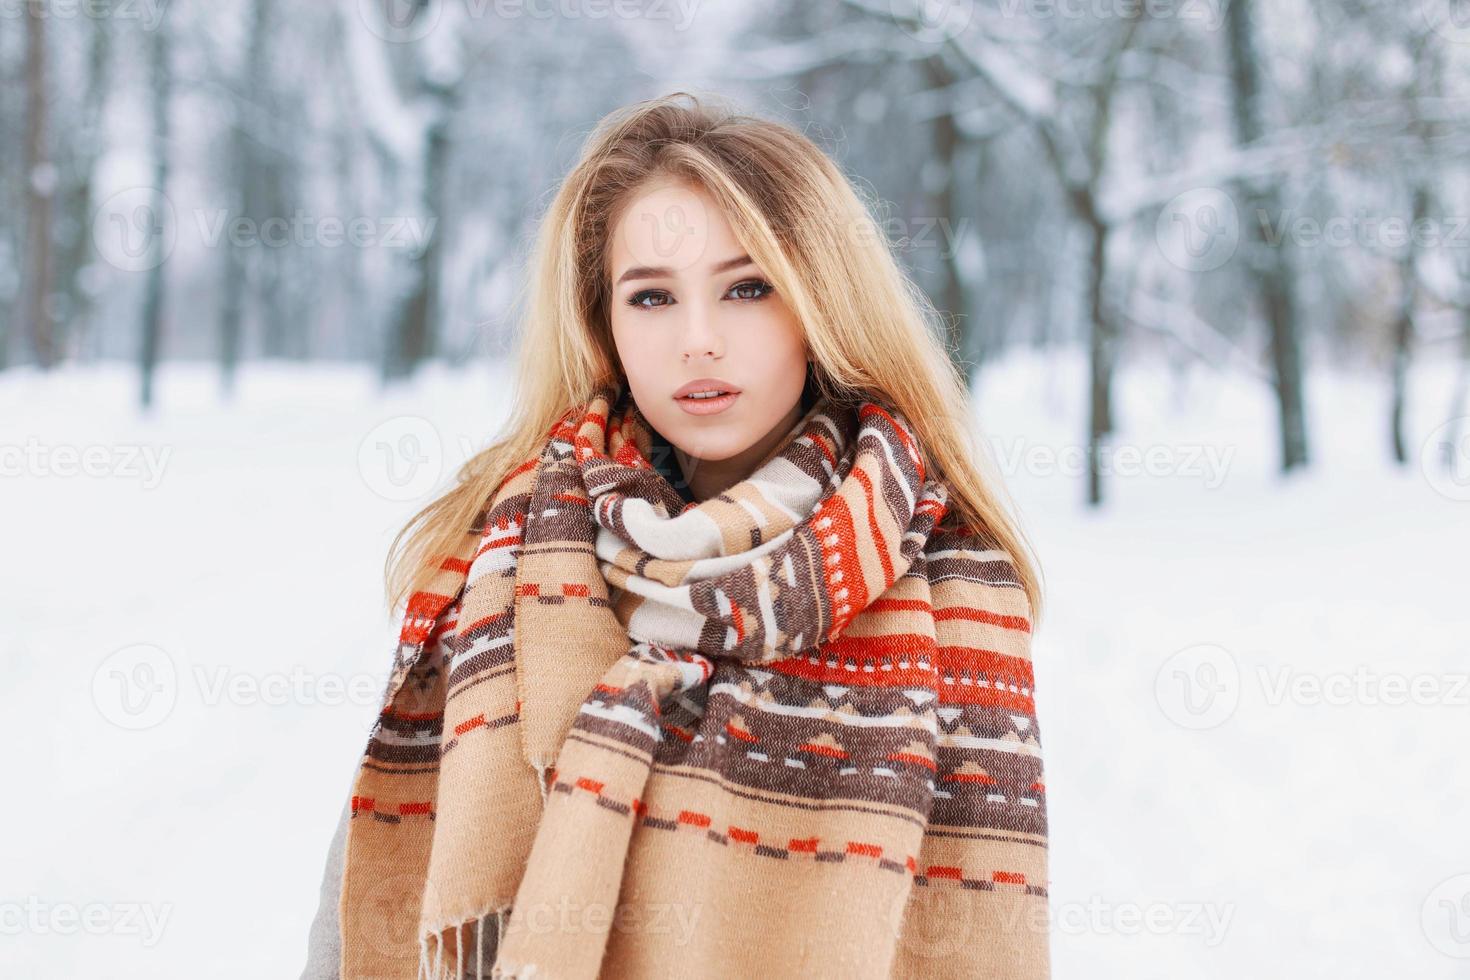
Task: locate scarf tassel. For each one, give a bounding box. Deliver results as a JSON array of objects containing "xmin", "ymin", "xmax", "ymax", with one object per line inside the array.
[
  {"xmin": 419, "ymin": 905, "xmax": 531, "ymax": 980},
  {"xmin": 414, "ymin": 704, "xmax": 557, "ymax": 977}
]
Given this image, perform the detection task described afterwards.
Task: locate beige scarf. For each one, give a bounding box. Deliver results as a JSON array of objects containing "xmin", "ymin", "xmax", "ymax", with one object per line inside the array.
[{"xmin": 338, "ymin": 383, "xmax": 1050, "ymax": 978}]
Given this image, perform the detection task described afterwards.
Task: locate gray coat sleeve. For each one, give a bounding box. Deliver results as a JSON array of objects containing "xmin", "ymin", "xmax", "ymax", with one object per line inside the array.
[{"xmin": 300, "ymin": 792, "xmax": 351, "ymax": 980}]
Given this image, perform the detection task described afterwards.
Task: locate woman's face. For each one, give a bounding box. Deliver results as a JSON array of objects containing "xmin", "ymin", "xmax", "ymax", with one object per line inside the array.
[{"xmin": 607, "ymin": 177, "xmax": 809, "ymax": 491}]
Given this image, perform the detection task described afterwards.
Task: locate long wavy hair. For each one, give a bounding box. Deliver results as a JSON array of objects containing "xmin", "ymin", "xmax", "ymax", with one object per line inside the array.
[{"xmin": 384, "ymin": 91, "xmax": 1044, "ymax": 622}]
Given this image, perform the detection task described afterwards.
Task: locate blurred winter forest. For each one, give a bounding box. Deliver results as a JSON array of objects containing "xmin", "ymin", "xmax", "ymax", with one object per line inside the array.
[
  {"xmin": 10, "ymin": 3, "xmax": 1470, "ymax": 978},
  {"xmin": 6, "ymin": 0, "xmax": 1469, "ymax": 503}
]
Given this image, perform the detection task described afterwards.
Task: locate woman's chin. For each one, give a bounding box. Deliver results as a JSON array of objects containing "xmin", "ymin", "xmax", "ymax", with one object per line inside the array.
[{"xmin": 656, "ymin": 424, "xmax": 752, "ymax": 464}]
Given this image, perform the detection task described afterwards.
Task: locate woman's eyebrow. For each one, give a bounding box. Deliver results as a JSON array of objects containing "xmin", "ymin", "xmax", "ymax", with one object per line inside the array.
[{"xmin": 615, "ymin": 253, "xmax": 755, "ymax": 286}]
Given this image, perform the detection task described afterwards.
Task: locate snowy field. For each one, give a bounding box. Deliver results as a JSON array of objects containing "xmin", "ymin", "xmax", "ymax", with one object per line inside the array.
[{"xmin": 4, "ymin": 348, "xmax": 1468, "ymax": 978}]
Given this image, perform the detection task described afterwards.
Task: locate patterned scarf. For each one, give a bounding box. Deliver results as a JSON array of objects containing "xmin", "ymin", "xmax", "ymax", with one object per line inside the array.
[{"xmin": 338, "ymin": 382, "xmax": 1050, "ymax": 978}]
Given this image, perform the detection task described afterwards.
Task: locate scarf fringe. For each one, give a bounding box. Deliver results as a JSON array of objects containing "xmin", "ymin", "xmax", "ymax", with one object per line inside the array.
[
  {"xmin": 411, "ymin": 696, "xmax": 558, "ymax": 976},
  {"xmin": 418, "ymin": 904, "xmax": 520, "ymax": 980},
  {"xmin": 533, "ymin": 760, "xmax": 552, "ymax": 805}
]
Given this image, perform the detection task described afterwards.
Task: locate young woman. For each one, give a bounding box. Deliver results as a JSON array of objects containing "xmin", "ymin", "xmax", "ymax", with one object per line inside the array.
[{"xmin": 303, "ymin": 91, "xmax": 1049, "ymax": 979}]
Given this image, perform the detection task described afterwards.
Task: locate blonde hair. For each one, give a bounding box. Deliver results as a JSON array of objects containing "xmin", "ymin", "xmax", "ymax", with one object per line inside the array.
[{"xmin": 385, "ymin": 91, "xmax": 1044, "ymax": 622}]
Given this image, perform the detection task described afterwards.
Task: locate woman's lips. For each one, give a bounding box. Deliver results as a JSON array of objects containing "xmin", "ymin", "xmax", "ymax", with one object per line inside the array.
[{"xmin": 675, "ymin": 391, "xmax": 740, "ymax": 416}]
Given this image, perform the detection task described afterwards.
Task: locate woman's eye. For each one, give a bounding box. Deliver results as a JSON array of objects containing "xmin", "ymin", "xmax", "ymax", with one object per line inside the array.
[
  {"xmin": 727, "ymin": 279, "xmax": 773, "ymax": 302},
  {"xmin": 627, "ymin": 289, "xmax": 673, "ymax": 310}
]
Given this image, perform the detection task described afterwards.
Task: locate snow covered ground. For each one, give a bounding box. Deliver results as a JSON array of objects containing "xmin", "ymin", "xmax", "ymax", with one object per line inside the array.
[{"xmin": 4, "ymin": 348, "xmax": 1468, "ymax": 978}]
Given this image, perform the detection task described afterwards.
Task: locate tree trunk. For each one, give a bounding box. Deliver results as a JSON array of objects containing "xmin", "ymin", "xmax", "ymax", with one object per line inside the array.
[
  {"xmin": 1389, "ymin": 184, "xmax": 1428, "ymax": 464},
  {"xmin": 22, "ymin": 1, "xmax": 57, "ymax": 370},
  {"xmin": 1444, "ymin": 309, "xmax": 1470, "ymax": 474},
  {"xmin": 923, "ymin": 55, "xmax": 972, "ymax": 390},
  {"xmin": 382, "ymin": 88, "xmax": 453, "ymax": 383},
  {"xmin": 219, "ymin": 0, "xmax": 274, "ymax": 397},
  {"xmin": 1085, "ymin": 209, "xmax": 1113, "ymax": 506},
  {"xmin": 1226, "ymin": 0, "xmax": 1309, "ymax": 472},
  {"xmin": 139, "ymin": 14, "xmax": 172, "ymax": 409},
  {"xmin": 56, "ymin": 5, "xmax": 113, "ymax": 363}
]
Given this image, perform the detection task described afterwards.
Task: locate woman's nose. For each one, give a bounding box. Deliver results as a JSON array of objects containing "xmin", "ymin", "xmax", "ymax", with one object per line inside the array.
[{"xmin": 677, "ymin": 304, "xmax": 725, "ymax": 361}]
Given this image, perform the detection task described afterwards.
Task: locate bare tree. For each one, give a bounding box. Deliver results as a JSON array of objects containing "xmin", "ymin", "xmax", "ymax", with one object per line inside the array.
[
  {"xmin": 943, "ymin": 14, "xmax": 1144, "ymax": 505},
  {"xmin": 346, "ymin": 0, "xmax": 464, "ymax": 384},
  {"xmin": 21, "ymin": 1, "xmax": 56, "ymax": 370},
  {"xmin": 921, "ymin": 53, "xmax": 973, "ymax": 389},
  {"xmin": 53, "ymin": 3, "xmax": 114, "ymax": 363},
  {"xmin": 1388, "ymin": 30, "xmax": 1446, "ymax": 466},
  {"xmin": 1226, "ymin": 0, "xmax": 1309, "ymax": 472},
  {"xmin": 139, "ymin": 11, "xmax": 173, "ymax": 409},
  {"xmin": 217, "ymin": 0, "xmax": 274, "ymax": 398}
]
